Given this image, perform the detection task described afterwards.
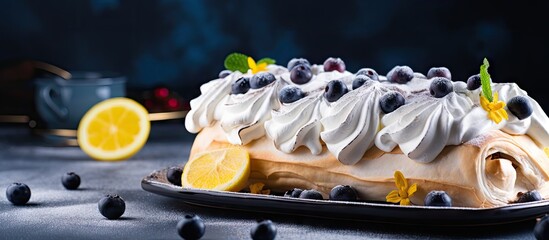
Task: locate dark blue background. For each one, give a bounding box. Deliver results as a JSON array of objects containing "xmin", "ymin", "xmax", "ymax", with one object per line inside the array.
[{"xmin": 1, "ymin": 0, "xmax": 548, "ymax": 105}]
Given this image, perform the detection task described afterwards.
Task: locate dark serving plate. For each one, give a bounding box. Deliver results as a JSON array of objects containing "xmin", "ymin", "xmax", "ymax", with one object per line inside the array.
[{"xmin": 141, "ymin": 167, "xmax": 549, "ymax": 226}]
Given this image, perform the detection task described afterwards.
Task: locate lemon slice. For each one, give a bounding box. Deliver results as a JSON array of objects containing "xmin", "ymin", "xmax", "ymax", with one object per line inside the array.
[
  {"xmin": 182, "ymin": 147, "xmax": 250, "ymax": 192},
  {"xmin": 77, "ymin": 97, "xmax": 150, "ymax": 161}
]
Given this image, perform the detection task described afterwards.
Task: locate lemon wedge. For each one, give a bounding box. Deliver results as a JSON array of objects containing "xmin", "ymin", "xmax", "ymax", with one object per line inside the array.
[
  {"xmin": 77, "ymin": 97, "xmax": 150, "ymax": 161},
  {"xmin": 182, "ymin": 147, "xmax": 250, "ymax": 192}
]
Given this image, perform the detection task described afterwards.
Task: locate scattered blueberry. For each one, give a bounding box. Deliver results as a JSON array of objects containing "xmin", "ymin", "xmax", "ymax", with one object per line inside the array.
[
  {"xmin": 250, "ymin": 72, "xmax": 276, "ymax": 89},
  {"xmin": 387, "ymin": 66, "xmax": 414, "ymax": 84},
  {"xmin": 177, "ymin": 214, "xmax": 206, "ymax": 240},
  {"xmin": 218, "ymin": 70, "xmax": 232, "ymax": 79},
  {"xmin": 231, "ymin": 77, "xmax": 251, "ymax": 94},
  {"xmin": 427, "ymin": 67, "xmax": 452, "ymax": 79},
  {"xmin": 352, "ymin": 75, "xmax": 371, "ymax": 90},
  {"xmin": 466, "ymin": 74, "xmax": 481, "ymax": 90},
  {"xmin": 279, "ymin": 85, "xmax": 305, "ymax": 104},
  {"xmin": 5, "ymin": 183, "xmax": 31, "ymax": 205},
  {"xmin": 287, "ymin": 58, "xmax": 310, "ymax": 71},
  {"xmin": 61, "ymin": 172, "xmax": 81, "ymax": 190},
  {"xmin": 290, "ymin": 64, "xmax": 313, "ymax": 84},
  {"xmin": 535, "ymin": 214, "xmax": 549, "ymax": 240},
  {"xmin": 329, "ymin": 185, "xmax": 358, "ymax": 201},
  {"xmin": 250, "ymin": 219, "xmax": 277, "ymax": 240},
  {"xmin": 379, "ymin": 91, "xmax": 405, "ymax": 114},
  {"xmin": 424, "ymin": 190, "xmax": 452, "ymax": 207},
  {"xmin": 429, "ymin": 77, "xmax": 454, "ymax": 98},
  {"xmin": 167, "ymin": 167, "xmax": 183, "ymax": 186},
  {"xmin": 324, "ymin": 80, "xmax": 348, "ymax": 102},
  {"xmin": 299, "ymin": 189, "xmax": 324, "ymax": 200},
  {"xmin": 507, "ymin": 96, "xmax": 533, "ymax": 120},
  {"xmin": 284, "ymin": 188, "xmax": 303, "ymax": 198},
  {"xmin": 517, "ymin": 190, "xmax": 543, "ymax": 203},
  {"xmin": 355, "ymin": 68, "xmax": 379, "ymax": 81},
  {"xmin": 98, "ymin": 194, "xmax": 126, "ymax": 220},
  {"xmin": 323, "ymin": 57, "xmax": 346, "ymax": 73}
]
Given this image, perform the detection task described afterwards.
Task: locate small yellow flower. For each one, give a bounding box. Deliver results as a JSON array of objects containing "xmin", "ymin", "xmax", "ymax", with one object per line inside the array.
[
  {"xmin": 386, "ymin": 171, "xmax": 418, "ymax": 206},
  {"xmin": 249, "ymin": 182, "xmax": 271, "ymax": 195},
  {"xmin": 248, "ymin": 57, "xmax": 268, "ymax": 74},
  {"xmin": 544, "ymin": 147, "xmax": 549, "ymax": 158},
  {"xmin": 480, "ymin": 92, "xmax": 508, "ymax": 124}
]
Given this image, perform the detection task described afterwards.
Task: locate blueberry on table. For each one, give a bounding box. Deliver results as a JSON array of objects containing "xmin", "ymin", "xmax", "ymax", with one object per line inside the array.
[
  {"xmin": 177, "ymin": 214, "xmax": 205, "ymax": 240},
  {"xmin": 535, "ymin": 214, "xmax": 549, "ymax": 240},
  {"xmin": 329, "ymin": 185, "xmax": 358, "ymax": 201},
  {"xmin": 466, "ymin": 74, "xmax": 481, "ymax": 90},
  {"xmin": 352, "ymin": 75, "xmax": 371, "ymax": 90},
  {"xmin": 355, "ymin": 68, "xmax": 379, "ymax": 81},
  {"xmin": 61, "ymin": 172, "xmax": 81, "ymax": 190},
  {"xmin": 429, "ymin": 77, "xmax": 454, "ymax": 98},
  {"xmin": 387, "ymin": 66, "xmax": 414, "ymax": 84},
  {"xmin": 279, "ymin": 85, "xmax": 305, "ymax": 104},
  {"xmin": 507, "ymin": 96, "xmax": 533, "ymax": 120},
  {"xmin": 250, "ymin": 219, "xmax": 277, "ymax": 240},
  {"xmin": 424, "ymin": 190, "xmax": 452, "ymax": 207},
  {"xmin": 324, "ymin": 80, "xmax": 349, "ymax": 102},
  {"xmin": 427, "ymin": 67, "xmax": 452, "ymax": 79},
  {"xmin": 218, "ymin": 70, "xmax": 232, "ymax": 79},
  {"xmin": 167, "ymin": 167, "xmax": 183, "ymax": 186},
  {"xmin": 6, "ymin": 182, "xmax": 31, "ymax": 205},
  {"xmin": 250, "ymin": 72, "xmax": 276, "ymax": 89},
  {"xmin": 284, "ymin": 188, "xmax": 303, "ymax": 198},
  {"xmin": 290, "ymin": 64, "xmax": 313, "ymax": 84},
  {"xmin": 380, "ymin": 91, "xmax": 405, "ymax": 114},
  {"xmin": 98, "ymin": 194, "xmax": 126, "ymax": 220},
  {"xmin": 516, "ymin": 190, "xmax": 543, "ymax": 203},
  {"xmin": 287, "ymin": 58, "xmax": 310, "ymax": 71},
  {"xmin": 323, "ymin": 57, "xmax": 346, "ymax": 73},
  {"xmin": 231, "ymin": 77, "xmax": 251, "ymax": 95},
  {"xmin": 299, "ymin": 189, "xmax": 324, "ymax": 200}
]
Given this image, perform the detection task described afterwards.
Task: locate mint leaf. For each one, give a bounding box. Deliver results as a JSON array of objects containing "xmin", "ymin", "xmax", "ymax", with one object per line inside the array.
[
  {"xmin": 257, "ymin": 58, "xmax": 276, "ymax": 65},
  {"xmin": 224, "ymin": 53, "xmax": 249, "ymax": 73},
  {"xmin": 480, "ymin": 58, "xmax": 493, "ymax": 102}
]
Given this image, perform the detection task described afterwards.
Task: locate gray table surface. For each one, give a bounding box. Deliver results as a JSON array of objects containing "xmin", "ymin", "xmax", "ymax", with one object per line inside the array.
[{"xmin": 0, "ymin": 122, "xmax": 540, "ymax": 239}]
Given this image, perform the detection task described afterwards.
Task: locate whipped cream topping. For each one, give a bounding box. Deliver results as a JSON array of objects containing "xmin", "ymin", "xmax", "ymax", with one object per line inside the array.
[{"xmin": 186, "ymin": 63, "xmax": 549, "ymax": 165}]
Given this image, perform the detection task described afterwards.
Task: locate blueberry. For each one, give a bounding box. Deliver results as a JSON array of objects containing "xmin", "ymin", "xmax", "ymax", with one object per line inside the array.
[
  {"xmin": 535, "ymin": 214, "xmax": 549, "ymax": 240},
  {"xmin": 299, "ymin": 189, "xmax": 324, "ymax": 200},
  {"xmin": 323, "ymin": 57, "xmax": 346, "ymax": 73},
  {"xmin": 279, "ymin": 85, "xmax": 305, "ymax": 104},
  {"xmin": 167, "ymin": 167, "xmax": 183, "ymax": 186},
  {"xmin": 507, "ymin": 96, "xmax": 533, "ymax": 120},
  {"xmin": 290, "ymin": 64, "xmax": 313, "ymax": 84},
  {"xmin": 355, "ymin": 68, "xmax": 379, "ymax": 81},
  {"xmin": 250, "ymin": 72, "xmax": 276, "ymax": 89},
  {"xmin": 287, "ymin": 58, "xmax": 310, "ymax": 71},
  {"xmin": 387, "ymin": 65, "xmax": 414, "ymax": 84},
  {"xmin": 231, "ymin": 77, "xmax": 250, "ymax": 94},
  {"xmin": 250, "ymin": 219, "xmax": 277, "ymax": 240},
  {"xmin": 516, "ymin": 190, "xmax": 543, "ymax": 203},
  {"xmin": 6, "ymin": 183, "xmax": 31, "ymax": 205},
  {"xmin": 324, "ymin": 80, "xmax": 348, "ymax": 102},
  {"xmin": 379, "ymin": 91, "xmax": 405, "ymax": 114},
  {"xmin": 466, "ymin": 74, "xmax": 481, "ymax": 90},
  {"xmin": 61, "ymin": 172, "xmax": 81, "ymax": 190},
  {"xmin": 427, "ymin": 67, "xmax": 452, "ymax": 79},
  {"xmin": 329, "ymin": 185, "xmax": 358, "ymax": 201},
  {"xmin": 352, "ymin": 75, "xmax": 371, "ymax": 90},
  {"xmin": 98, "ymin": 194, "xmax": 126, "ymax": 220},
  {"xmin": 218, "ymin": 70, "xmax": 232, "ymax": 79},
  {"xmin": 284, "ymin": 188, "xmax": 304, "ymax": 198},
  {"xmin": 424, "ymin": 190, "xmax": 452, "ymax": 207},
  {"xmin": 429, "ymin": 77, "xmax": 454, "ymax": 98},
  {"xmin": 177, "ymin": 214, "xmax": 205, "ymax": 240}
]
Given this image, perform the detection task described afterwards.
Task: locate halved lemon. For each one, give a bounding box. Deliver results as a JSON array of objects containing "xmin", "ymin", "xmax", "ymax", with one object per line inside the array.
[
  {"xmin": 182, "ymin": 147, "xmax": 250, "ymax": 192},
  {"xmin": 77, "ymin": 97, "xmax": 150, "ymax": 161}
]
